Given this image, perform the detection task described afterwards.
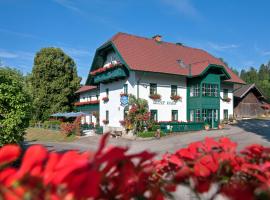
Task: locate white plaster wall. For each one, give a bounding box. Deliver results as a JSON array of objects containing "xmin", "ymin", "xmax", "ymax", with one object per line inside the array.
[
  {"xmin": 220, "ymin": 84, "xmax": 234, "ymax": 120},
  {"xmin": 78, "ymin": 89, "xmax": 99, "ymax": 124},
  {"xmin": 99, "ymin": 72, "xmax": 137, "ymax": 127},
  {"xmin": 136, "ymin": 72, "xmax": 187, "ymax": 122}
]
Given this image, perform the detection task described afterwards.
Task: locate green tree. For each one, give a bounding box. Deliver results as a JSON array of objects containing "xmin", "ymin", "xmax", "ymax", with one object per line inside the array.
[
  {"xmin": 0, "ymin": 67, "xmax": 32, "ymax": 146},
  {"xmin": 30, "ymin": 48, "xmax": 81, "ymax": 121}
]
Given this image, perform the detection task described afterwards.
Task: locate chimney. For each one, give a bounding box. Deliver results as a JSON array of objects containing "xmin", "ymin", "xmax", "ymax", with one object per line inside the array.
[{"xmin": 152, "ymin": 34, "xmax": 162, "ymax": 42}]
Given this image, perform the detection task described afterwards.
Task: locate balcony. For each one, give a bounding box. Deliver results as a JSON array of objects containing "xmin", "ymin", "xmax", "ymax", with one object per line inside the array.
[
  {"xmin": 90, "ymin": 63, "xmax": 128, "ymax": 84},
  {"xmin": 74, "ymin": 100, "xmax": 99, "ymax": 111}
]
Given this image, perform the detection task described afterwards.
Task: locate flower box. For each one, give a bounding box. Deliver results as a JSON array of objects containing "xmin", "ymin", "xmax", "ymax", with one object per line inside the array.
[
  {"xmin": 170, "ymin": 95, "xmax": 182, "ymax": 102},
  {"xmin": 222, "ymin": 97, "xmax": 231, "ymax": 102},
  {"xmin": 102, "ymin": 119, "xmax": 109, "ymax": 125},
  {"xmin": 90, "ymin": 62, "xmax": 123, "ymax": 76},
  {"xmin": 120, "ymin": 93, "xmax": 128, "ymax": 97},
  {"xmin": 149, "ymin": 94, "xmax": 161, "ymax": 100},
  {"xmin": 102, "ymin": 96, "xmax": 109, "ymax": 102},
  {"xmin": 74, "ymin": 100, "xmax": 99, "ymax": 106}
]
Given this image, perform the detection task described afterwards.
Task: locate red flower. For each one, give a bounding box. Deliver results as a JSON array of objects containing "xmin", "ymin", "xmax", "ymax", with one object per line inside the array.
[
  {"xmin": 0, "ymin": 145, "xmax": 21, "ymax": 166},
  {"xmin": 102, "ymin": 96, "xmax": 109, "ymax": 102},
  {"xmin": 149, "ymin": 94, "xmax": 161, "ymax": 100},
  {"xmin": 74, "ymin": 100, "xmax": 99, "ymax": 106},
  {"xmin": 102, "ymin": 119, "xmax": 109, "ymax": 124},
  {"xmin": 170, "ymin": 95, "xmax": 182, "ymax": 102}
]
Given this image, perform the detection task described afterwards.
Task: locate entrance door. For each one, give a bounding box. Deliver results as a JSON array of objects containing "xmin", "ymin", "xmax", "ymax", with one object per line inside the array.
[{"xmin": 203, "ymin": 109, "xmax": 219, "ymax": 128}]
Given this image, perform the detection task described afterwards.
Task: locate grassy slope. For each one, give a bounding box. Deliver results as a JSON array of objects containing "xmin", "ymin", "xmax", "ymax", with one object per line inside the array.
[{"xmin": 25, "ymin": 128, "xmax": 77, "ymax": 142}]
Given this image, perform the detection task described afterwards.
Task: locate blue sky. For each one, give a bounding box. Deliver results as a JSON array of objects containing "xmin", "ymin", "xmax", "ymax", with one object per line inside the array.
[{"xmin": 0, "ymin": 0, "xmax": 270, "ymax": 83}]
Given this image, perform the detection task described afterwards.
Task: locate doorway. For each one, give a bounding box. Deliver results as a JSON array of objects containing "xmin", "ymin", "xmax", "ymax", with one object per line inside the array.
[{"xmin": 202, "ymin": 109, "xmax": 219, "ymax": 128}]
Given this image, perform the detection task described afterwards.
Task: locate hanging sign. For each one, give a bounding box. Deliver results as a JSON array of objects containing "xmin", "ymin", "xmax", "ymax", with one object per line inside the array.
[{"xmin": 120, "ymin": 95, "xmax": 129, "ymax": 107}]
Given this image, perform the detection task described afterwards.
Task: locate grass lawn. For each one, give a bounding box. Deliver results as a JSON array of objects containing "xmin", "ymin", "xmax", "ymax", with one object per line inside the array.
[{"xmin": 25, "ymin": 128, "xmax": 77, "ymax": 142}]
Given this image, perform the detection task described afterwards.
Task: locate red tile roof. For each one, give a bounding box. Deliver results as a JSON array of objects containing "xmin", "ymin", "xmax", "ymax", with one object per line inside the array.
[
  {"xmin": 109, "ymin": 32, "xmax": 244, "ymax": 84},
  {"xmin": 75, "ymin": 85, "xmax": 97, "ymax": 94}
]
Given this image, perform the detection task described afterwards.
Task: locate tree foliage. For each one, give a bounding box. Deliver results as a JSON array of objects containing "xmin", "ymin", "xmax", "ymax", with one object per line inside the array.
[
  {"xmin": 30, "ymin": 48, "xmax": 81, "ymax": 121},
  {"xmin": 238, "ymin": 62, "xmax": 270, "ymax": 100},
  {"xmin": 0, "ymin": 67, "xmax": 32, "ymax": 146}
]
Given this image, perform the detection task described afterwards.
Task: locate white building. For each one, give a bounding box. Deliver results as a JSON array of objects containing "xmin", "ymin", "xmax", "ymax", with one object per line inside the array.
[
  {"xmin": 78, "ymin": 33, "xmax": 245, "ymax": 130},
  {"xmin": 74, "ymin": 85, "xmax": 99, "ymax": 125}
]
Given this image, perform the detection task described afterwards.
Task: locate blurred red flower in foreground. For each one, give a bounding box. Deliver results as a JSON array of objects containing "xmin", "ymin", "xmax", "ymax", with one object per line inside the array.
[{"xmin": 1, "ymin": 136, "xmax": 270, "ymax": 199}]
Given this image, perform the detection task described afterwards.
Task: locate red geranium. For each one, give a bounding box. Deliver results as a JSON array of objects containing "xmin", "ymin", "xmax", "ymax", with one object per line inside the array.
[
  {"xmin": 170, "ymin": 95, "xmax": 182, "ymax": 102},
  {"xmin": 102, "ymin": 96, "xmax": 109, "ymax": 102}
]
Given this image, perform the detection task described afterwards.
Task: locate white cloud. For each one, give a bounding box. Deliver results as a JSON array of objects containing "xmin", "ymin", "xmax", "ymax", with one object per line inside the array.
[
  {"xmin": 0, "ymin": 28, "xmax": 40, "ymax": 40},
  {"xmin": 52, "ymin": 0, "xmax": 84, "ymax": 14},
  {"xmin": 0, "ymin": 49, "xmax": 34, "ymax": 60},
  {"xmin": 62, "ymin": 47, "xmax": 90, "ymax": 57},
  {"xmin": 0, "ymin": 49, "xmax": 18, "ymax": 58},
  {"xmin": 161, "ymin": 0, "xmax": 200, "ymax": 19},
  {"xmin": 254, "ymin": 43, "xmax": 270, "ymax": 56},
  {"xmin": 208, "ymin": 42, "xmax": 240, "ymax": 51}
]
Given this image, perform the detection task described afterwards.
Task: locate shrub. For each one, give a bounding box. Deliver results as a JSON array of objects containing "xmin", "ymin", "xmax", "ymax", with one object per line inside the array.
[{"xmin": 60, "ymin": 122, "xmax": 75, "ymax": 135}]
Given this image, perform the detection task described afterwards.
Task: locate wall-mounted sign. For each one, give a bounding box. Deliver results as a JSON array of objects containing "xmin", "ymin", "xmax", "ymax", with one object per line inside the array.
[
  {"xmin": 153, "ymin": 100, "xmax": 176, "ymax": 105},
  {"xmin": 120, "ymin": 95, "xmax": 129, "ymax": 107}
]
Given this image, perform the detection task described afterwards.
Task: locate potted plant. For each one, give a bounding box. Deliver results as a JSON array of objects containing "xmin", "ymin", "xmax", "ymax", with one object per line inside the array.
[
  {"xmin": 170, "ymin": 95, "xmax": 182, "ymax": 102},
  {"xmin": 222, "ymin": 97, "xmax": 231, "ymax": 102},
  {"xmin": 149, "ymin": 94, "xmax": 161, "ymax": 100},
  {"xmin": 218, "ymin": 123, "xmax": 224, "ymax": 129},
  {"xmin": 204, "ymin": 123, "xmax": 210, "ymax": 131},
  {"xmin": 102, "ymin": 96, "xmax": 109, "ymax": 102}
]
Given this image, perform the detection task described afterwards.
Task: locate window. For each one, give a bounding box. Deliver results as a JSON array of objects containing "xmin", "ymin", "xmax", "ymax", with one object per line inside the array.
[
  {"xmin": 124, "ymin": 84, "xmax": 128, "ymax": 94},
  {"xmin": 150, "ymin": 110, "xmax": 158, "ymax": 121},
  {"xmin": 223, "ymin": 89, "xmax": 228, "ymax": 99},
  {"xmin": 106, "ymin": 88, "xmax": 109, "ymax": 97},
  {"xmin": 202, "ymin": 83, "xmax": 218, "ymax": 97},
  {"xmin": 150, "ymin": 83, "xmax": 157, "ymax": 95},
  {"xmin": 171, "ymin": 85, "xmax": 177, "ymax": 96},
  {"xmin": 190, "ymin": 84, "xmax": 199, "ymax": 97},
  {"xmin": 171, "ymin": 110, "xmax": 178, "ymax": 121},
  {"xmin": 223, "ymin": 109, "xmax": 228, "ymax": 120},
  {"xmin": 195, "ymin": 109, "xmax": 201, "ymax": 122},
  {"xmin": 106, "ymin": 110, "xmax": 109, "ymax": 122},
  {"xmin": 202, "ymin": 109, "xmax": 207, "ymax": 122}
]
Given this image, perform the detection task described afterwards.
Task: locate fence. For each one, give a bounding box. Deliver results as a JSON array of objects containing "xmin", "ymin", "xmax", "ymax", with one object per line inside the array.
[
  {"xmin": 31, "ymin": 123, "xmax": 103, "ymax": 134},
  {"xmin": 159, "ymin": 121, "xmax": 204, "ymax": 133},
  {"xmin": 31, "ymin": 122, "xmax": 61, "ymax": 131}
]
